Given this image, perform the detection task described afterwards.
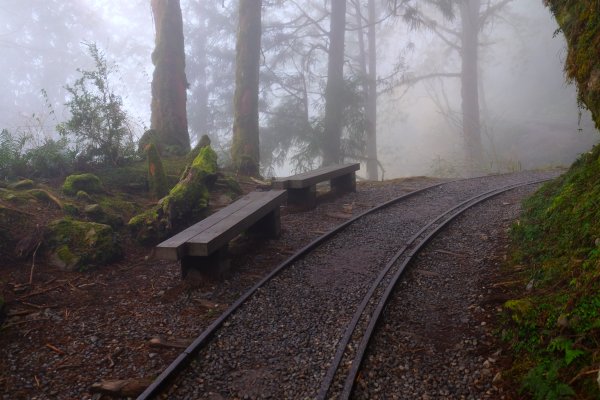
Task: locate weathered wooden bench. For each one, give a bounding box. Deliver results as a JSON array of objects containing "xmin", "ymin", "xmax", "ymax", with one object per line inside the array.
[
  {"xmin": 155, "ymin": 190, "xmax": 287, "ymax": 279},
  {"xmin": 272, "ymin": 163, "xmax": 360, "ymax": 208}
]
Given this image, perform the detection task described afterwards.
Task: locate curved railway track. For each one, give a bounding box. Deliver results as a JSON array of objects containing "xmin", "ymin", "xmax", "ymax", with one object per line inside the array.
[{"xmin": 137, "ymin": 173, "xmax": 554, "ymax": 400}]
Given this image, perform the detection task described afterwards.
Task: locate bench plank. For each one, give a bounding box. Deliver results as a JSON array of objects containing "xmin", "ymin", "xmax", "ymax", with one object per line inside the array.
[
  {"xmin": 155, "ymin": 195, "xmax": 257, "ymax": 260},
  {"xmin": 273, "ymin": 163, "xmax": 359, "ymax": 189},
  {"xmin": 156, "ymin": 190, "xmax": 286, "ymax": 260},
  {"xmin": 187, "ymin": 190, "xmax": 286, "ymax": 256}
]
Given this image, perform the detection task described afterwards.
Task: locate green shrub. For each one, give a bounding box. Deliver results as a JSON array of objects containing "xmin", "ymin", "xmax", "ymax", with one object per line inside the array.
[{"xmin": 57, "ymin": 42, "xmax": 136, "ymax": 166}]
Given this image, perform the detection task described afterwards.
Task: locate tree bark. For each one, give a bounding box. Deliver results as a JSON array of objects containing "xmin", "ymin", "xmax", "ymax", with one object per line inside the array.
[
  {"xmin": 231, "ymin": 0, "xmax": 262, "ymax": 176},
  {"xmin": 322, "ymin": 0, "xmax": 347, "ymax": 166},
  {"xmin": 365, "ymin": 0, "xmax": 378, "ymax": 180},
  {"xmin": 191, "ymin": 3, "xmax": 209, "ymax": 143},
  {"xmin": 150, "ymin": 0, "xmax": 191, "ymax": 154},
  {"xmin": 460, "ymin": 0, "xmax": 483, "ymax": 173}
]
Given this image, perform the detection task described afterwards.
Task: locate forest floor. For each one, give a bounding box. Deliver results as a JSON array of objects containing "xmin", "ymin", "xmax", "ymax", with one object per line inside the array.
[{"xmin": 0, "ymin": 173, "xmax": 554, "ymax": 399}]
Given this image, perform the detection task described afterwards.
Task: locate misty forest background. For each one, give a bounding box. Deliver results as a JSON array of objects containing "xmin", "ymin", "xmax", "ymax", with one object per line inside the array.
[{"xmin": 0, "ymin": 0, "xmax": 598, "ymax": 181}]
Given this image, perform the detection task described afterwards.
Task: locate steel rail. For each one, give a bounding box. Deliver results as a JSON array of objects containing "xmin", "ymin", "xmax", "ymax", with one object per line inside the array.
[
  {"xmin": 136, "ymin": 179, "xmax": 455, "ymax": 400},
  {"xmin": 329, "ymin": 178, "xmax": 551, "ymax": 400}
]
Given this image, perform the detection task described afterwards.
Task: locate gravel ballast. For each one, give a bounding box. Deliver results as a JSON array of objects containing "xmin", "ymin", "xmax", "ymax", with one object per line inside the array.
[
  {"xmin": 0, "ymin": 171, "xmax": 559, "ymax": 400},
  {"xmin": 163, "ymin": 171, "xmax": 557, "ymax": 399}
]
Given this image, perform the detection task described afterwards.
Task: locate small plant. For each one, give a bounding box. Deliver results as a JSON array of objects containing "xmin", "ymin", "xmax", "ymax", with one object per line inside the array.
[
  {"xmin": 521, "ymin": 361, "xmax": 576, "ymax": 400},
  {"xmin": 58, "ymin": 42, "xmax": 136, "ymax": 166}
]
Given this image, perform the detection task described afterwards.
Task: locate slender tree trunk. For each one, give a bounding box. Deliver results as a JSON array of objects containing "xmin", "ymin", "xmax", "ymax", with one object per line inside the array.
[
  {"xmin": 231, "ymin": 0, "xmax": 262, "ymax": 176},
  {"xmin": 150, "ymin": 0, "xmax": 191, "ymax": 154},
  {"xmin": 322, "ymin": 0, "xmax": 347, "ymax": 166},
  {"xmin": 365, "ymin": 0, "xmax": 378, "ymax": 180},
  {"xmin": 460, "ymin": 0, "xmax": 483, "ymax": 173},
  {"xmin": 194, "ymin": 6, "xmax": 210, "ymax": 142}
]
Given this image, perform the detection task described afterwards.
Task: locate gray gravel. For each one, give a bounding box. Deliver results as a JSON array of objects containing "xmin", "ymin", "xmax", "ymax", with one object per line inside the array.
[
  {"xmin": 351, "ymin": 185, "xmax": 539, "ymax": 400},
  {"xmin": 163, "ymin": 171, "xmax": 558, "ymax": 399}
]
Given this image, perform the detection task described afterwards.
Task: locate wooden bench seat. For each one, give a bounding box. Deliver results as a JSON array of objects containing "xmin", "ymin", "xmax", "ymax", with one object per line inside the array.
[
  {"xmin": 272, "ymin": 163, "xmax": 360, "ymax": 208},
  {"xmin": 156, "ymin": 190, "xmax": 287, "ymax": 278}
]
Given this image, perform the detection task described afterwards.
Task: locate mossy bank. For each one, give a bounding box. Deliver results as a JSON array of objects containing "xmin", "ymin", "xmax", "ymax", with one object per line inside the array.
[{"xmin": 502, "ymin": 3, "xmax": 600, "ymax": 398}]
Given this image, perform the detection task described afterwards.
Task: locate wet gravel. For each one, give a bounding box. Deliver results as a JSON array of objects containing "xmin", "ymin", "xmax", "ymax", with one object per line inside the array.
[
  {"xmin": 0, "ymin": 176, "xmax": 445, "ymax": 400},
  {"xmin": 0, "ymin": 171, "xmax": 560, "ymax": 400},
  {"xmin": 163, "ymin": 170, "xmax": 558, "ymax": 399},
  {"xmin": 352, "ymin": 185, "xmax": 539, "ymax": 400}
]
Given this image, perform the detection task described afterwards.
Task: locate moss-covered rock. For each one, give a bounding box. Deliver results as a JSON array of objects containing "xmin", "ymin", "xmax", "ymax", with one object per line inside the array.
[
  {"xmin": 146, "ymin": 143, "xmax": 168, "ymax": 199},
  {"xmin": 62, "ymin": 174, "xmax": 104, "ymax": 196},
  {"xmin": 9, "ymin": 179, "xmax": 34, "ymax": 190},
  {"xmin": 128, "ymin": 146, "xmax": 218, "ymax": 245},
  {"xmin": 45, "ymin": 218, "xmax": 121, "ymax": 271},
  {"xmin": 76, "ymin": 190, "xmax": 93, "ymax": 202},
  {"xmin": 83, "ymin": 203, "xmax": 123, "ymax": 229}
]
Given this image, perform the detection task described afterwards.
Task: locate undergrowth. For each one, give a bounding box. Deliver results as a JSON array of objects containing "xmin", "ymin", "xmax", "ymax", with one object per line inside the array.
[{"xmin": 507, "ymin": 145, "xmax": 600, "ymax": 399}]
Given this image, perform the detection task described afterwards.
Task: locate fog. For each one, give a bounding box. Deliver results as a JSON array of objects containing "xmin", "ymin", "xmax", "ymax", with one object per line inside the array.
[
  {"xmin": 0, "ymin": 0, "xmax": 597, "ymax": 179},
  {"xmin": 377, "ymin": 1, "xmax": 598, "ymax": 177}
]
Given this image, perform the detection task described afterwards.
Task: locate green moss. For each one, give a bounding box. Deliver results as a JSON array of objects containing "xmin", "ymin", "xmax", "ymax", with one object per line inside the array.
[
  {"xmin": 76, "ymin": 190, "xmax": 92, "ymax": 202},
  {"xmin": 45, "ymin": 218, "xmax": 121, "ymax": 270},
  {"xmin": 63, "ymin": 203, "xmax": 79, "ymax": 216},
  {"xmin": 128, "ymin": 145, "xmax": 218, "ymax": 245},
  {"xmin": 62, "ymin": 173, "xmax": 104, "ymax": 196},
  {"xmin": 506, "ymin": 145, "xmax": 600, "ymax": 399},
  {"xmin": 547, "ymin": 0, "xmax": 600, "ymax": 128}
]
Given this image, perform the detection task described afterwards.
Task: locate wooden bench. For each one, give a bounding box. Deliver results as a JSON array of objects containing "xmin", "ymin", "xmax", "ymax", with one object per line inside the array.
[
  {"xmin": 272, "ymin": 163, "xmax": 360, "ymax": 208},
  {"xmin": 155, "ymin": 190, "xmax": 287, "ymax": 279}
]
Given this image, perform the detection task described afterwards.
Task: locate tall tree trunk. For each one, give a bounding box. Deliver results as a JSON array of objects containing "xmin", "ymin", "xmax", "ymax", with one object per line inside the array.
[
  {"xmin": 231, "ymin": 0, "xmax": 262, "ymax": 176},
  {"xmin": 322, "ymin": 0, "xmax": 347, "ymax": 166},
  {"xmin": 460, "ymin": 0, "xmax": 483, "ymax": 173},
  {"xmin": 150, "ymin": 0, "xmax": 191, "ymax": 154},
  {"xmin": 365, "ymin": 0, "xmax": 378, "ymax": 180},
  {"xmin": 192, "ymin": 4, "xmax": 209, "ymax": 143}
]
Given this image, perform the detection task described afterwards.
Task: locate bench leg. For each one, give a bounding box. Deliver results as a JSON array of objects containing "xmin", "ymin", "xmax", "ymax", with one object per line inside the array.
[
  {"xmin": 286, "ymin": 185, "xmax": 317, "ymax": 209},
  {"xmin": 180, "ymin": 245, "xmax": 230, "ymax": 280},
  {"xmin": 248, "ymin": 207, "xmax": 281, "ymax": 238},
  {"xmin": 331, "ymin": 172, "xmax": 356, "ymax": 194}
]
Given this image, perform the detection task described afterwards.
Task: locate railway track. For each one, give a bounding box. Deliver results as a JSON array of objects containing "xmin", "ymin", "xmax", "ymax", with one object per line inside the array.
[{"xmin": 137, "ymin": 172, "xmax": 554, "ymax": 399}]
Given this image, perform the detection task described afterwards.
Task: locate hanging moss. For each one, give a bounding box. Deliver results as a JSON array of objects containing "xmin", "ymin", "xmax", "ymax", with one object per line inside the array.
[
  {"xmin": 146, "ymin": 142, "xmax": 169, "ymax": 199},
  {"xmin": 62, "ymin": 173, "xmax": 104, "ymax": 196},
  {"xmin": 128, "ymin": 145, "xmax": 218, "ymax": 245},
  {"xmin": 547, "ymin": 1, "xmax": 600, "ymax": 128}
]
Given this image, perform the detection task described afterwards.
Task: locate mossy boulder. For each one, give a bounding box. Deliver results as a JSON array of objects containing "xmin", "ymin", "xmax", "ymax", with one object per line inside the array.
[
  {"xmin": 45, "ymin": 218, "xmax": 121, "ymax": 271},
  {"xmin": 128, "ymin": 146, "xmax": 218, "ymax": 245},
  {"xmin": 76, "ymin": 190, "xmax": 93, "ymax": 202},
  {"xmin": 62, "ymin": 174, "xmax": 104, "ymax": 196},
  {"xmin": 83, "ymin": 203, "xmax": 123, "ymax": 228},
  {"xmin": 146, "ymin": 143, "xmax": 168, "ymax": 199}
]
